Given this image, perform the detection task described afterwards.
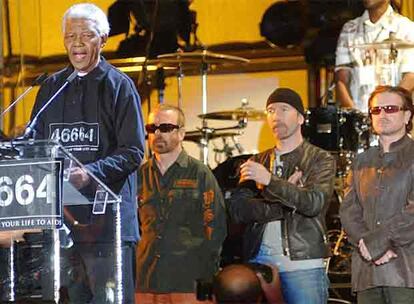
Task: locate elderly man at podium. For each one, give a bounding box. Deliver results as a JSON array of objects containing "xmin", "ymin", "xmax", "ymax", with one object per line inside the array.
[{"xmin": 27, "ymin": 3, "xmax": 145, "ymax": 303}]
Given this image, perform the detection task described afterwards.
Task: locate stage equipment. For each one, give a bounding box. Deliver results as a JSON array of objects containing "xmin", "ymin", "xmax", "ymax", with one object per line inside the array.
[
  {"xmin": 108, "ymin": 0, "xmax": 196, "ymax": 58},
  {"xmin": 154, "ymin": 50, "xmax": 249, "ymax": 164},
  {"xmin": 260, "ymin": 1, "xmax": 364, "ymax": 65}
]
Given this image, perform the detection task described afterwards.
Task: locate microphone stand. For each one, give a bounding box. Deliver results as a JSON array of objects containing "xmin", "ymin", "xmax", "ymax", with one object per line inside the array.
[
  {"xmin": 23, "ymin": 70, "xmax": 78, "ymax": 139},
  {"xmin": 0, "ymin": 73, "xmax": 48, "ymax": 118}
]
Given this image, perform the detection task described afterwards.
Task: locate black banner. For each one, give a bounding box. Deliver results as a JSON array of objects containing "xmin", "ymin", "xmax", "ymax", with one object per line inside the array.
[{"xmin": 0, "ymin": 158, "xmax": 63, "ymax": 230}]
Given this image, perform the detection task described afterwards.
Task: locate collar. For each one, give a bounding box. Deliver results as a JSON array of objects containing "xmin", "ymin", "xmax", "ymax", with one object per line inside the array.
[
  {"xmin": 274, "ymin": 140, "xmax": 305, "ymax": 159},
  {"xmin": 66, "ymin": 56, "xmax": 110, "ymax": 82},
  {"xmin": 174, "ymin": 150, "xmax": 189, "ymax": 168},
  {"xmin": 362, "ymin": 5, "xmax": 394, "ymax": 29},
  {"xmin": 149, "ymin": 149, "xmax": 189, "ymax": 171},
  {"xmin": 379, "ymin": 134, "xmax": 412, "ymax": 154}
]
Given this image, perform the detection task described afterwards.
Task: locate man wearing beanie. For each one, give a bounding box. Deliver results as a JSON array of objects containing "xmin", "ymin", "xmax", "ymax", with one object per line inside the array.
[{"xmin": 227, "ymin": 88, "xmax": 335, "ymax": 304}]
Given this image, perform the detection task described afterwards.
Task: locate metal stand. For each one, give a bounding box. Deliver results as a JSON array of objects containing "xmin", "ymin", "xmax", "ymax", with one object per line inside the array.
[
  {"xmin": 200, "ymin": 62, "xmax": 209, "ymax": 164},
  {"xmin": 177, "ymin": 64, "xmax": 184, "ymax": 109}
]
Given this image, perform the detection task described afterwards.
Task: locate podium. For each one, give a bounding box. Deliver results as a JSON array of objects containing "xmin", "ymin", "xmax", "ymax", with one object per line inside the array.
[{"xmin": 0, "ymin": 140, "xmax": 124, "ymax": 303}]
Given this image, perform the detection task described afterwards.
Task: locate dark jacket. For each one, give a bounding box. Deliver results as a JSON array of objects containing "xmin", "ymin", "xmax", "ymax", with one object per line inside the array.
[
  {"xmin": 137, "ymin": 151, "xmax": 227, "ymax": 293},
  {"xmin": 340, "ymin": 135, "xmax": 414, "ymax": 292},
  {"xmin": 227, "ymin": 140, "xmax": 335, "ymax": 261},
  {"xmin": 31, "ymin": 58, "xmax": 145, "ymax": 242}
]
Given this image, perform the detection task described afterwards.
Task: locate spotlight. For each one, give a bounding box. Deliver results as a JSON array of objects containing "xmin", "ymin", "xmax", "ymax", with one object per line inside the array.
[
  {"xmin": 260, "ymin": 1, "xmax": 306, "ymax": 48},
  {"xmin": 260, "ymin": 0, "xmax": 364, "ymax": 64},
  {"xmin": 107, "ymin": 0, "xmax": 195, "ymax": 58}
]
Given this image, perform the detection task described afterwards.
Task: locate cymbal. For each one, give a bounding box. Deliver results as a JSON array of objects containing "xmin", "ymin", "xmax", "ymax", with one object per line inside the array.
[
  {"xmin": 156, "ymin": 50, "xmax": 250, "ymax": 66},
  {"xmin": 353, "ymin": 38, "xmax": 414, "ymax": 50},
  {"xmin": 184, "ymin": 130, "xmax": 241, "ymax": 143},
  {"xmin": 198, "ymin": 107, "xmax": 266, "ymax": 121}
]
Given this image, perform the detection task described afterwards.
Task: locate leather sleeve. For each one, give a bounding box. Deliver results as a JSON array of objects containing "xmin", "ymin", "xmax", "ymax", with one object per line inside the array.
[
  {"xmin": 261, "ymin": 148, "xmax": 335, "ymax": 217},
  {"xmin": 339, "ymin": 165, "xmax": 370, "ymax": 246},
  {"xmin": 226, "ymin": 188, "xmax": 284, "ymax": 224}
]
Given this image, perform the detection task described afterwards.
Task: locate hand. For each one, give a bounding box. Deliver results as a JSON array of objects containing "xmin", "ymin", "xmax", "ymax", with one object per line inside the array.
[
  {"xmin": 358, "ymin": 239, "xmax": 372, "ymax": 261},
  {"xmin": 67, "ymin": 166, "xmax": 90, "ymax": 189},
  {"xmin": 240, "ymin": 160, "xmax": 271, "ymax": 186},
  {"xmin": 287, "ymin": 169, "xmax": 303, "ymax": 186},
  {"xmin": 256, "ymin": 264, "xmax": 285, "ymax": 304},
  {"xmin": 374, "ymin": 249, "xmax": 397, "ymax": 266},
  {"xmin": 0, "ymin": 231, "xmax": 25, "ymax": 247}
]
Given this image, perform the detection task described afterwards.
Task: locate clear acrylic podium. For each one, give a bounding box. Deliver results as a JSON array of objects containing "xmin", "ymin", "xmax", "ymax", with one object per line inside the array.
[{"xmin": 0, "ymin": 139, "xmax": 124, "ymax": 303}]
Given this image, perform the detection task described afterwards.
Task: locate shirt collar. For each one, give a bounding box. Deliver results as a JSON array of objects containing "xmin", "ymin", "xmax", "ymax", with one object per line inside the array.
[
  {"xmin": 275, "ymin": 140, "xmax": 305, "ymax": 159},
  {"xmin": 149, "ymin": 149, "xmax": 189, "ymax": 171},
  {"xmin": 379, "ymin": 134, "xmax": 412, "ymax": 154},
  {"xmin": 67, "ymin": 56, "xmax": 109, "ymax": 81},
  {"xmin": 174, "ymin": 150, "xmax": 189, "ymax": 168},
  {"xmin": 362, "ymin": 5, "xmax": 394, "ymax": 29}
]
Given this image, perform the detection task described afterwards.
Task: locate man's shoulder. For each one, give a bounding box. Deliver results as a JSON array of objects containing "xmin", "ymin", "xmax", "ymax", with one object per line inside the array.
[
  {"xmin": 340, "ymin": 16, "xmax": 361, "ymax": 34},
  {"xmin": 103, "ymin": 62, "xmax": 136, "ymax": 87},
  {"xmin": 302, "ymin": 141, "xmax": 334, "ymax": 161},
  {"xmin": 44, "ymin": 67, "xmax": 72, "ymax": 84},
  {"xmin": 186, "ymin": 154, "xmax": 212, "ymax": 172},
  {"xmin": 390, "ymin": 11, "xmax": 414, "ymax": 26}
]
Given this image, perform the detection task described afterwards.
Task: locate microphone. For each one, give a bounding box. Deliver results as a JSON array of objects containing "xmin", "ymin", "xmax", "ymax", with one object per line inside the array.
[
  {"xmin": 23, "ymin": 70, "xmax": 78, "ymax": 139},
  {"xmin": 0, "ymin": 73, "xmax": 48, "ymax": 118}
]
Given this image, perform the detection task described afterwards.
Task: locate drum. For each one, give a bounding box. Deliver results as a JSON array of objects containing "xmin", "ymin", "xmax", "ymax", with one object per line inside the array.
[
  {"xmin": 213, "ymin": 154, "xmax": 252, "ymax": 195},
  {"xmin": 339, "ymin": 108, "xmax": 371, "ymax": 152},
  {"xmin": 213, "ymin": 154, "xmax": 252, "ymax": 266},
  {"xmin": 303, "ymin": 106, "xmax": 371, "ymax": 152}
]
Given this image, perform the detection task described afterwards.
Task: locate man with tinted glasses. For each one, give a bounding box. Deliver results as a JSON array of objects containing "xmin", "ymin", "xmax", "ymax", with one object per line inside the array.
[
  {"xmin": 340, "ymin": 85, "xmax": 414, "ymax": 303},
  {"xmin": 136, "ymin": 104, "xmax": 226, "ymax": 304}
]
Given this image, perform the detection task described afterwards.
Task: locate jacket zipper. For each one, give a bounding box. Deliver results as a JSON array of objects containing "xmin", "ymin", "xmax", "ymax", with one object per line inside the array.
[{"xmin": 282, "ymin": 219, "xmax": 290, "ymax": 256}]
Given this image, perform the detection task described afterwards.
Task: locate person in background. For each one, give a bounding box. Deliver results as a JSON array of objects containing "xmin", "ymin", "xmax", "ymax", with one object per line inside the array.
[
  {"xmin": 340, "ymin": 85, "xmax": 414, "ymax": 303},
  {"xmin": 29, "ymin": 3, "xmax": 145, "ymax": 303},
  {"xmin": 136, "ymin": 104, "xmax": 226, "ymax": 304},
  {"xmin": 335, "ymin": 0, "xmax": 414, "ymax": 112}
]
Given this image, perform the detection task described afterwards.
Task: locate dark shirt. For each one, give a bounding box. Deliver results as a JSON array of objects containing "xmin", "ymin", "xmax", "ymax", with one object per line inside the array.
[
  {"xmin": 30, "ymin": 58, "xmax": 145, "ymax": 242},
  {"xmin": 137, "ymin": 150, "xmax": 227, "ymax": 293}
]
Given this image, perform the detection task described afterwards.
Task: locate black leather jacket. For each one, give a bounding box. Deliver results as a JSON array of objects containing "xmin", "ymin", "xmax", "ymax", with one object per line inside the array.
[{"xmin": 227, "ymin": 140, "xmax": 335, "ymax": 261}]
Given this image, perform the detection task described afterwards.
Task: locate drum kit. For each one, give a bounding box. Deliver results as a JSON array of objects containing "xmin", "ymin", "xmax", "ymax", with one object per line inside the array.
[
  {"xmin": 303, "ymin": 105, "xmax": 374, "ymax": 177},
  {"xmin": 153, "ymin": 50, "xmax": 261, "ymax": 164}
]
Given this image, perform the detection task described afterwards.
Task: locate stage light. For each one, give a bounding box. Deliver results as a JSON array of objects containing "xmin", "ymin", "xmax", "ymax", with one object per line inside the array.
[
  {"xmin": 260, "ymin": 1, "xmax": 306, "ymax": 48},
  {"xmin": 107, "ymin": 0, "xmax": 195, "ymax": 58},
  {"xmin": 260, "ymin": 0, "xmax": 364, "ymax": 64}
]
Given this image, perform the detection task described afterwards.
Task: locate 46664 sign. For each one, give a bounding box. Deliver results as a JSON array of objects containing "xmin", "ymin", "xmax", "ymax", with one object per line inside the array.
[{"xmin": 0, "ymin": 159, "xmax": 63, "ymax": 231}]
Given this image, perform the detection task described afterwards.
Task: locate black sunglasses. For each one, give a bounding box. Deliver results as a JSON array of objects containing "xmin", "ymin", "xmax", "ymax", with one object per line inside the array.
[
  {"xmin": 369, "ymin": 105, "xmax": 405, "ymax": 115},
  {"xmin": 145, "ymin": 123, "xmax": 180, "ymax": 133}
]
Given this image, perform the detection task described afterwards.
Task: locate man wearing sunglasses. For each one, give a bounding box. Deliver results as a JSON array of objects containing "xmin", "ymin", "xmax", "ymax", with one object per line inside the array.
[
  {"xmin": 136, "ymin": 104, "xmax": 226, "ymax": 304},
  {"xmin": 340, "ymin": 85, "xmax": 414, "ymax": 303}
]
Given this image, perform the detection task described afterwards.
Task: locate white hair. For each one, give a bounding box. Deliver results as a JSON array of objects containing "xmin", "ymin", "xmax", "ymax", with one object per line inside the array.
[{"xmin": 62, "ymin": 3, "xmax": 110, "ymax": 36}]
